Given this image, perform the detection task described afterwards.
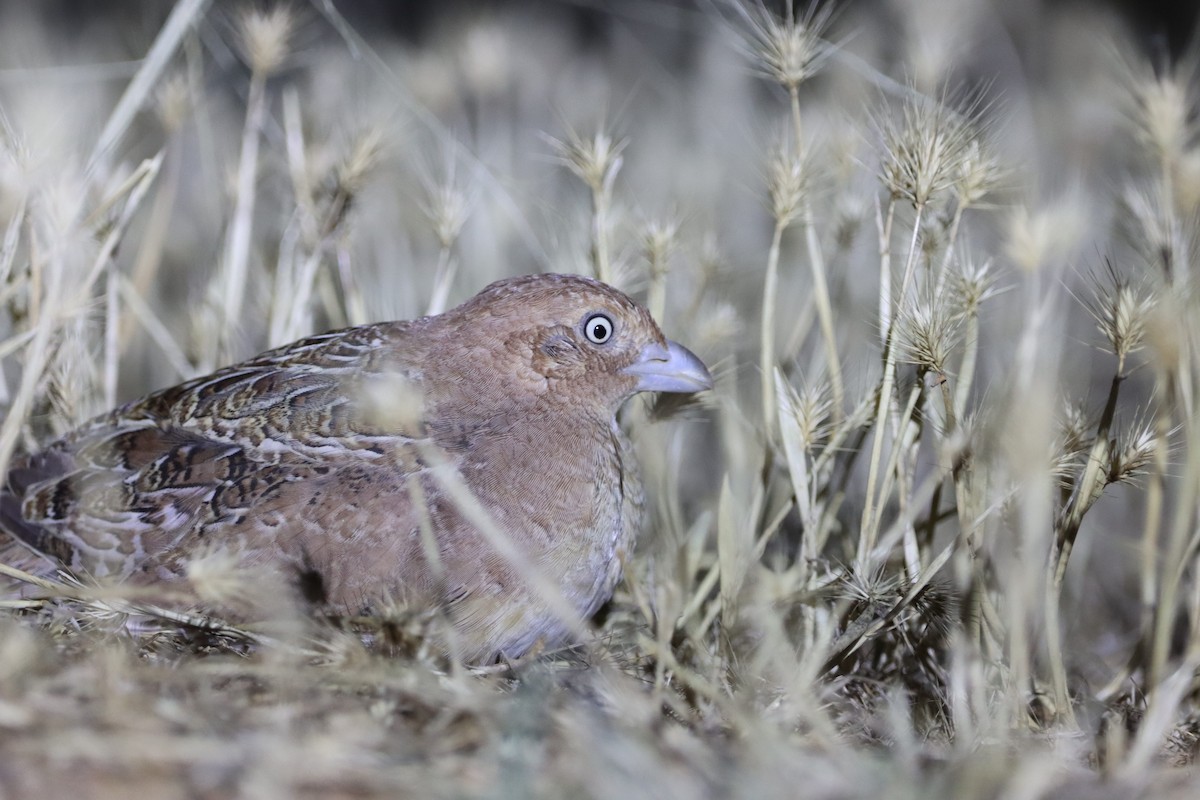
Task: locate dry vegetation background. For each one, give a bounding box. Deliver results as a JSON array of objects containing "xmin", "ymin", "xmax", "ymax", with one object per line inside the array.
[{"xmin": 1, "ymin": 0, "xmax": 1200, "ymax": 796}]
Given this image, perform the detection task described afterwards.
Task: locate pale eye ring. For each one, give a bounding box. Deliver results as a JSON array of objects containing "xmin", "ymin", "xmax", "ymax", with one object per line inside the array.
[{"xmin": 584, "ymin": 313, "xmax": 614, "ymax": 344}]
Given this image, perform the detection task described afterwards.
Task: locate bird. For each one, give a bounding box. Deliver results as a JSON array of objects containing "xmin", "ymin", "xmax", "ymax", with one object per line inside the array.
[{"xmin": 0, "ymin": 273, "xmax": 712, "ymax": 662}]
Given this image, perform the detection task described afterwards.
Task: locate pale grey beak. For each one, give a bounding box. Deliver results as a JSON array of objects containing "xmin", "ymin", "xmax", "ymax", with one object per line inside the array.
[{"xmin": 623, "ymin": 341, "xmax": 713, "ymax": 394}]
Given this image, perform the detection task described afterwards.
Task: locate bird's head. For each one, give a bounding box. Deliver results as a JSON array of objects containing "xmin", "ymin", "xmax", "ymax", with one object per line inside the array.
[{"xmin": 435, "ymin": 274, "xmax": 712, "ymax": 417}]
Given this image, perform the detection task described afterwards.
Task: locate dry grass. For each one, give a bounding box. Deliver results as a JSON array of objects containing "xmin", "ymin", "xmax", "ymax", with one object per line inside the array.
[{"xmin": 1, "ymin": 0, "xmax": 1200, "ymax": 797}]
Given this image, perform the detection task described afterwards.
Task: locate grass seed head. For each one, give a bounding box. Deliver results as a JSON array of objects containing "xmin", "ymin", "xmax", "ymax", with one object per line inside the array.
[
  {"xmin": 1130, "ymin": 70, "xmax": 1196, "ymax": 165},
  {"xmin": 1004, "ymin": 198, "xmax": 1085, "ymax": 273},
  {"xmin": 896, "ymin": 296, "xmax": 961, "ymax": 373},
  {"xmin": 791, "ymin": 378, "xmax": 832, "ymax": 450},
  {"xmin": 154, "ymin": 74, "xmax": 190, "ymax": 134},
  {"xmin": 1108, "ymin": 419, "xmax": 1158, "ymax": 485},
  {"xmin": 949, "ymin": 254, "xmax": 999, "ymax": 315},
  {"xmin": 768, "ymin": 140, "xmax": 811, "ymax": 227},
  {"xmin": 641, "ymin": 217, "xmax": 680, "ymax": 276},
  {"xmin": 695, "ymin": 301, "xmax": 741, "ymax": 353},
  {"xmin": 237, "ymin": 5, "xmax": 296, "ymax": 77},
  {"xmin": 184, "ymin": 544, "xmax": 278, "ymax": 610},
  {"xmin": 550, "ymin": 127, "xmax": 627, "ymax": 197},
  {"xmin": 45, "ymin": 318, "xmax": 102, "ymax": 433},
  {"xmin": 879, "ymin": 95, "xmax": 974, "ymax": 209},
  {"xmin": 954, "ymin": 137, "xmax": 1003, "ymax": 208},
  {"xmin": 739, "ymin": 1, "xmax": 834, "ymax": 91},
  {"xmin": 1143, "ymin": 293, "xmax": 1184, "ymax": 371},
  {"xmin": 1052, "ymin": 402, "xmax": 1092, "ymax": 482},
  {"xmin": 419, "ymin": 160, "xmax": 474, "ymax": 251},
  {"xmin": 832, "ymin": 192, "xmax": 868, "ymax": 250},
  {"xmin": 337, "ymin": 127, "xmax": 386, "ymax": 198},
  {"xmin": 1085, "ymin": 266, "xmax": 1154, "ymax": 372}
]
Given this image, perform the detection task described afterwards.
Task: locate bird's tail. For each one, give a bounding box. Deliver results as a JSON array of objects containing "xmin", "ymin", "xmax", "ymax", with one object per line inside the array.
[{"xmin": 0, "ymin": 452, "xmax": 70, "ymax": 564}]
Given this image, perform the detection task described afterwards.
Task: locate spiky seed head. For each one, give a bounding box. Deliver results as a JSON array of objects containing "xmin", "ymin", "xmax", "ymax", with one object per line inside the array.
[
  {"xmin": 949, "ymin": 255, "xmax": 998, "ymax": 315},
  {"xmin": 185, "ymin": 544, "xmax": 277, "ymax": 610},
  {"xmin": 358, "ymin": 372, "xmax": 426, "ymax": 436},
  {"xmin": 154, "ymin": 74, "xmax": 190, "ymax": 133},
  {"xmin": 1051, "ymin": 402, "xmax": 1091, "ymax": 483},
  {"xmin": 768, "ymin": 142, "xmax": 810, "ymax": 227},
  {"xmin": 954, "ymin": 137, "xmax": 1003, "ymax": 207},
  {"xmin": 1143, "ymin": 294, "xmax": 1183, "ymax": 371},
  {"xmin": 832, "ymin": 193, "xmax": 867, "ymax": 250},
  {"xmin": 1003, "ymin": 200, "xmax": 1084, "ymax": 274},
  {"xmin": 46, "ymin": 317, "xmax": 103, "ymax": 433},
  {"xmin": 920, "ymin": 215, "xmax": 946, "ymax": 261},
  {"xmin": 1109, "ymin": 285, "xmax": 1152, "ymax": 364},
  {"xmin": 879, "ymin": 97, "xmax": 973, "ymax": 209},
  {"xmin": 783, "ymin": 378, "xmax": 832, "ymax": 451},
  {"xmin": 641, "ymin": 218, "xmax": 679, "ymax": 276},
  {"xmin": 1121, "ymin": 185, "xmax": 1180, "ymax": 273},
  {"xmin": 839, "ymin": 567, "xmax": 898, "ymax": 607},
  {"xmin": 38, "ymin": 172, "xmax": 89, "ymax": 240},
  {"xmin": 420, "ymin": 176, "xmax": 472, "ymax": 251},
  {"xmin": 1108, "ymin": 421, "xmax": 1158, "ymax": 485},
  {"xmin": 337, "ymin": 127, "xmax": 386, "ymax": 198},
  {"xmin": 237, "ymin": 5, "xmax": 296, "ymax": 77},
  {"xmin": 1131, "ymin": 72, "xmax": 1194, "ymax": 164},
  {"xmin": 1085, "ymin": 268, "xmax": 1154, "ymax": 372},
  {"xmin": 1060, "ymin": 402, "xmax": 1091, "ymax": 455},
  {"xmin": 740, "ymin": 3, "xmax": 833, "ymax": 90},
  {"xmin": 550, "ymin": 128, "xmax": 627, "ymax": 196},
  {"xmin": 895, "ymin": 297, "xmax": 960, "ymax": 373},
  {"xmin": 696, "ymin": 234, "xmax": 725, "ymax": 284},
  {"xmin": 696, "ymin": 301, "xmax": 740, "ymax": 352},
  {"xmin": 427, "ymin": 185, "xmax": 471, "ymax": 250}
]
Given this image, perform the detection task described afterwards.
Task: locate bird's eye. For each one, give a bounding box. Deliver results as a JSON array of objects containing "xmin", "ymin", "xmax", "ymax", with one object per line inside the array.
[{"xmin": 584, "ymin": 313, "xmax": 614, "ymax": 344}]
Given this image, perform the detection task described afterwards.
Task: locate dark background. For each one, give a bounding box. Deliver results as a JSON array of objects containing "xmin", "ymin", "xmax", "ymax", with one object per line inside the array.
[
  {"xmin": 349, "ymin": 0, "xmax": 1200, "ymax": 59},
  {"xmin": 19, "ymin": 0, "xmax": 1200, "ymax": 61}
]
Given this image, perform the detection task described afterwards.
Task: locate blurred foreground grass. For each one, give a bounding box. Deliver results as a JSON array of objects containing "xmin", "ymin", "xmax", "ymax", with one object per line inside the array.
[{"xmin": 1, "ymin": 1, "xmax": 1200, "ymax": 796}]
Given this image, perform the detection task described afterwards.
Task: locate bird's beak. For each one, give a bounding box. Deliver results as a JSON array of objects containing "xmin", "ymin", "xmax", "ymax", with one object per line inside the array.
[{"xmin": 623, "ymin": 341, "xmax": 714, "ymax": 394}]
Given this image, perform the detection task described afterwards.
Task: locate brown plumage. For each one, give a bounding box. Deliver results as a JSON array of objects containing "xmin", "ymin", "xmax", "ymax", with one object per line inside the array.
[{"xmin": 0, "ymin": 274, "xmax": 712, "ymax": 662}]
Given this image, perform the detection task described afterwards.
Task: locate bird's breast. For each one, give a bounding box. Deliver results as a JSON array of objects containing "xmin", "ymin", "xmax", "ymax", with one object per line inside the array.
[{"xmin": 452, "ymin": 412, "xmax": 642, "ymax": 618}]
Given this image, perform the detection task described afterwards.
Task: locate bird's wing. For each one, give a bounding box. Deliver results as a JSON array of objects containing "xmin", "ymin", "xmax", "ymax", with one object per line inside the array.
[
  {"xmin": 116, "ymin": 320, "xmax": 427, "ymax": 453},
  {"xmin": 1, "ymin": 321, "xmax": 431, "ymax": 579}
]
